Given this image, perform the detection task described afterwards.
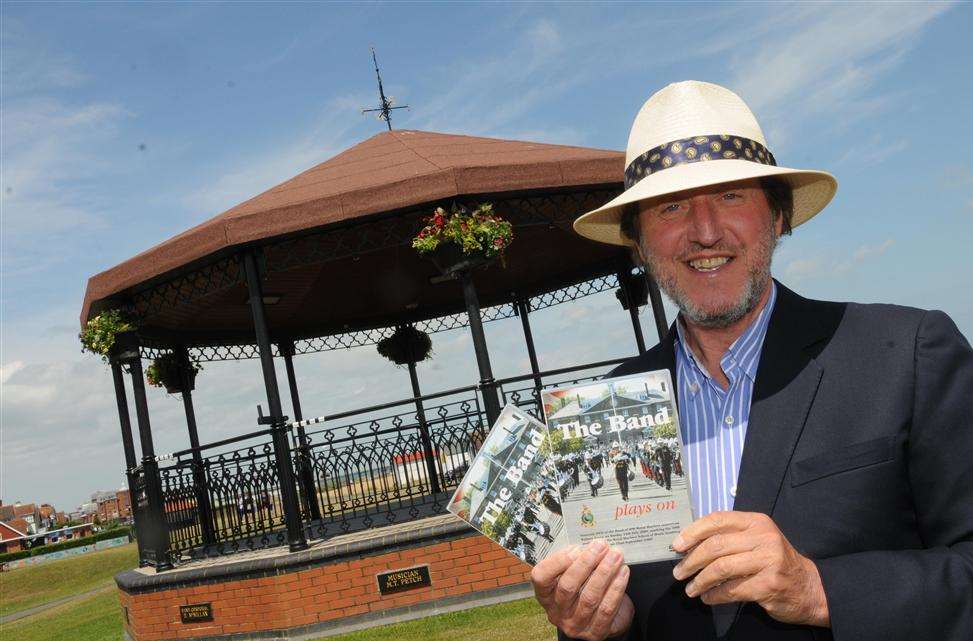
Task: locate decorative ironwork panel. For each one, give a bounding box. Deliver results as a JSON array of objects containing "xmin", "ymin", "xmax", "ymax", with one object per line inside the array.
[
  {"xmin": 131, "ymin": 256, "xmax": 242, "ymax": 322},
  {"xmin": 301, "ymin": 395, "xmax": 486, "ymax": 540},
  {"xmin": 159, "ymin": 461, "xmax": 204, "ymax": 553},
  {"xmin": 201, "ymin": 441, "xmax": 290, "ymax": 554}
]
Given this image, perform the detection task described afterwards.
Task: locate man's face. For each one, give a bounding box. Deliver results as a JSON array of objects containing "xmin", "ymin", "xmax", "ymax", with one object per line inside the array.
[{"xmin": 635, "ymin": 179, "xmax": 781, "ymax": 328}]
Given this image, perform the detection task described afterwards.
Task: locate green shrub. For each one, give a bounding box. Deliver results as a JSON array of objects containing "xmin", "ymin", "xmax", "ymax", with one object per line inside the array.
[
  {"xmin": 0, "ymin": 527, "xmax": 132, "ymax": 564},
  {"xmin": 0, "ymin": 549, "xmax": 31, "ymax": 563}
]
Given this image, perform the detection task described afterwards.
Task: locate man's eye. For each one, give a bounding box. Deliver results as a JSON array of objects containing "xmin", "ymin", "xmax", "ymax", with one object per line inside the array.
[
  {"xmin": 721, "ymin": 192, "xmax": 742, "ymax": 200},
  {"xmin": 660, "ymin": 203, "xmax": 682, "ymax": 213}
]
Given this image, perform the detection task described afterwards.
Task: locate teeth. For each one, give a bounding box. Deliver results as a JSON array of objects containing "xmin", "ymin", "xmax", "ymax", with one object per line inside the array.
[{"xmin": 689, "ymin": 257, "xmax": 730, "ymax": 270}]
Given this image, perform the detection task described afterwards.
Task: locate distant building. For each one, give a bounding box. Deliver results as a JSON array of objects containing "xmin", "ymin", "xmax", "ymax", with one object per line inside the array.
[
  {"xmin": 0, "ymin": 521, "xmax": 28, "ymax": 553},
  {"xmin": 0, "ymin": 503, "xmax": 42, "ymax": 534},
  {"xmin": 95, "ymin": 488, "xmax": 133, "ymax": 523}
]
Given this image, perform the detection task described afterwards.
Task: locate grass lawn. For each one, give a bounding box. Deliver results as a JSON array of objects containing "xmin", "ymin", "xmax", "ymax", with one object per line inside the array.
[
  {"xmin": 314, "ymin": 598, "xmax": 555, "ymax": 641},
  {"xmin": 1, "ymin": 587, "xmax": 123, "ymax": 641},
  {"xmin": 0, "ymin": 541, "xmax": 138, "ymax": 617}
]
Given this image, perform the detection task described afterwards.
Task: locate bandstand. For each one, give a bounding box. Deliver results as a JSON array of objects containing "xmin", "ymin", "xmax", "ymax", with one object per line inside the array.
[{"xmin": 81, "ymin": 130, "xmax": 669, "ymax": 640}]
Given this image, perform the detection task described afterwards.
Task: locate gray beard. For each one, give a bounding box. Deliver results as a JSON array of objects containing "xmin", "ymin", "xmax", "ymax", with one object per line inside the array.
[{"xmin": 641, "ymin": 228, "xmax": 777, "ymax": 329}]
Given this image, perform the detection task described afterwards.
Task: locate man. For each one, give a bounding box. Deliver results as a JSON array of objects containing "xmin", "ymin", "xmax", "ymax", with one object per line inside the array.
[{"xmin": 530, "ymin": 81, "xmax": 973, "ymax": 641}]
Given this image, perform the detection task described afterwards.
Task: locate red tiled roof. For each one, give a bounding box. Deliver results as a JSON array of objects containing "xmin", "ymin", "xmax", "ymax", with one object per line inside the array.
[{"xmin": 2, "ymin": 519, "xmax": 29, "ymax": 540}]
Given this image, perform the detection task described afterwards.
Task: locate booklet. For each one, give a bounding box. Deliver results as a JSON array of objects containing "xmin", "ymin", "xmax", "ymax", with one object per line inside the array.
[
  {"xmin": 447, "ymin": 404, "xmax": 567, "ymax": 565},
  {"xmin": 541, "ymin": 370, "xmax": 694, "ymax": 565}
]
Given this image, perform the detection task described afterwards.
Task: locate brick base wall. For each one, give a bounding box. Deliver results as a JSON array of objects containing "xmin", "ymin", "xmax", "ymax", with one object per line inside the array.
[{"xmin": 118, "ymin": 531, "xmax": 532, "ymax": 640}]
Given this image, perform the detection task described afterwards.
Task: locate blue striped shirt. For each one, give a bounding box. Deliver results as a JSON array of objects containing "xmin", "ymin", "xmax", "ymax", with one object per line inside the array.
[{"xmin": 675, "ymin": 282, "xmax": 777, "ymax": 518}]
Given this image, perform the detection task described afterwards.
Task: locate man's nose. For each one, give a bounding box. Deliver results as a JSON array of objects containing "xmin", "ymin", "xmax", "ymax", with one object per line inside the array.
[{"xmin": 686, "ymin": 197, "xmax": 723, "ymax": 246}]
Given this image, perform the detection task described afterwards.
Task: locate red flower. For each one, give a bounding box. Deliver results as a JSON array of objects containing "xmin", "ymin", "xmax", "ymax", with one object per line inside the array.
[
  {"xmin": 493, "ymin": 238, "xmax": 503, "ymax": 248},
  {"xmin": 434, "ymin": 214, "xmax": 444, "ymax": 228}
]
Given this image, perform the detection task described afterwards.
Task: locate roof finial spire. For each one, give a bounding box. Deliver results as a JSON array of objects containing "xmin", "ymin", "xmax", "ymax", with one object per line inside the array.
[{"xmin": 361, "ymin": 47, "xmax": 409, "ymax": 131}]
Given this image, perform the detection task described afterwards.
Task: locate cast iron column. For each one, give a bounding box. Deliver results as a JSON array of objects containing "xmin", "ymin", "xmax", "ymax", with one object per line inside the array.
[
  {"xmin": 515, "ymin": 299, "xmax": 543, "ymax": 392},
  {"xmin": 459, "ymin": 270, "xmax": 502, "ymax": 426},
  {"xmin": 128, "ymin": 354, "xmax": 173, "ymax": 571},
  {"xmin": 404, "ymin": 328, "xmax": 440, "ymax": 494},
  {"xmin": 618, "ymin": 268, "xmax": 647, "ymax": 355},
  {"xmin": 280, "ymin": 341, "xmax": 322, "ymax": 521},
  {"xmin": 645, "ymin": 274, "xmax": 669, "ymax": 340},
  {"xmin": 175, "ymin": 347, "xmax": 216, "ymax": 546},
  {"xmin": 110, "ymin": 362, "xmax": 145, "ymax": 565},
  {"xmin": 242, "ymin": 251, "xmax": 308, "ymax": 552},
  {"xmin": 111, "ymin": 362, "xmax": 139, "ymax": 470}
]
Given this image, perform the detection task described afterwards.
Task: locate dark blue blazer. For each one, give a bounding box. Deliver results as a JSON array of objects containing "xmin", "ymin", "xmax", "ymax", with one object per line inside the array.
[{"xmin": 561, "ymin": 282, "xmax": 973, "ymax": 641}]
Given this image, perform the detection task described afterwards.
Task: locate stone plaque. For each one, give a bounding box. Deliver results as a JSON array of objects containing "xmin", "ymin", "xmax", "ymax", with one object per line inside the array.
[
  {"xmin": 180, "ymin": 603, "xmax": 213, "ymax": 623},
  {"xmin": 377, "ymin": 564, "xmax": 432, "ymax": 595}
]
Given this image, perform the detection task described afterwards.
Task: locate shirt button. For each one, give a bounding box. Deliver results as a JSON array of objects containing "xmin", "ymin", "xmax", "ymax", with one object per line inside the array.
[
  {"xmin": 689, "ymin": 382, "xmax": 700, "ymax": 393},
  {"xmin": 724, "ymin": 415, "xmax": 734, "ymax": 425},
  {"xmin": 730, "ymin": 485, "xmax": 737, "ymax": 498}
]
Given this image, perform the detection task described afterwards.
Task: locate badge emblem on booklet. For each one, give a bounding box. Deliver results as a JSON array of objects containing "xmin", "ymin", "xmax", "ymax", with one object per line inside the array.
[{"xmin": 446, "ymin": 370, "xmax": 695, "ymax": 566}]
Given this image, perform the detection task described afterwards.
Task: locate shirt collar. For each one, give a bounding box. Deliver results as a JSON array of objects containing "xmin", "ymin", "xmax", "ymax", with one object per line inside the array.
[{"xmin": 674, "ymin": 281, "xmax": 777, "ymax": 383}]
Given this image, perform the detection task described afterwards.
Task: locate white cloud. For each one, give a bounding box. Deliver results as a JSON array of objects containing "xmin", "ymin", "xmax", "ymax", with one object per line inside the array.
[
  {"xmin": 0, "ymin": 18, "xmax": 87, "ymax": 96},
  {"xmin": 180, "ymin": 94, "xmax": 368, "ymax": 217},
  {"xmin": 852, "ymin": 239, "xmax": 895, "ymax": 263},
  {"xmin": 837, "ymin": 137, "xmax": 909, "ymax": 168},
  {"xmin": 727, "ymin": 2, "xmax": 953, "ymax": 147}
]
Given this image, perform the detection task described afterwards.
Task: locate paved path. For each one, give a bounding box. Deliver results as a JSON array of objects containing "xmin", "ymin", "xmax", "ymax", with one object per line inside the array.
[{"xmin": 0, "ymin": 583, "xmax": 114, "ymax": 625}]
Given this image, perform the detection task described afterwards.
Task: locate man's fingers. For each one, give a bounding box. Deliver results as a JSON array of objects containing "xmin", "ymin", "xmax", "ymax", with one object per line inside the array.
[
  {"xmin": 672, "ymin": 511, "xmax": 763, "ymax": 553},
  {"xmin": 583, "ymin": 564, "xmax": 630, "ymax": 640},
  {"xmin": 531, "ymin": 545, "xmax": 580, "ymax": 602},
  {"xmin": 699, "ymin": 575, "xmax": 757, "ymax": 606},
  {"xmin": 672, "ymin": 531, "xmax": 758, "ymax": 580},
  {"xmin": 685, "ymin": 552, "xmax": 763, "ymax": 598},
  {"xmin": 553, "ymin": 540, "xmax": 611, "ymax": 611},
  {"xmin": 571, "ymin": 547, "xmax": 624, "ymax": 622},
  {"xmin": 610, "ymin": 594, "xmax": 635, "ymax": 639}
]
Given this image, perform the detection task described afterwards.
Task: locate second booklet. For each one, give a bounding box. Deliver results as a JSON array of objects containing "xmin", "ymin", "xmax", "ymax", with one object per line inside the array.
[{"xmin": 541, "ymin": 370, "xmax": 694, "ymax": 565}]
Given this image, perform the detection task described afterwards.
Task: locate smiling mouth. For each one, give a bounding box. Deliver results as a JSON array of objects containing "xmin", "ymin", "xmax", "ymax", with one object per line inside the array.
[{"xmin": 687, "ymin": 256, "xmax": 733, "ymax": 272}]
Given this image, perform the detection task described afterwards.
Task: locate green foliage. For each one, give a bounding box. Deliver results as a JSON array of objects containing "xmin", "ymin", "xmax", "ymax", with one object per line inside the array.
[
  {"xmin": 315, "ymin": 597, "xmax": 550, "ymax": 641},
  {"xmin": 0, "ymin": 548, "xmax": 31, "ymax": 563},
  {"xmin": 2, "ymin": 585, "xmax": 125, "ymax": 641},
  {"xmin": 412, "ymin": 203, "xmax": 514, "ymax": 258},
  {"xmin": 481, "ymin": 510, "xmax": 513, "ymax": 541},
  {"xmin": 145, "ymin": 352, "xmax": 202, "ymax": 389},
  {"xmin": 0, "ymin": 542, "xmax": 137, "ymax": 619},
  {"xmin": 654, "ymin": 421, "xmax": 677, "ymax": 439},
  {"xmin": 543, "ymin": 428, "xmax": 583, "ymax": 455},
  {"xmin": 78, "ymin": 310, "xmax": 135, "ymax": 363},
  {"xmin": 376, "ymin": 326, "xmax": 433, "ymax": 365}
]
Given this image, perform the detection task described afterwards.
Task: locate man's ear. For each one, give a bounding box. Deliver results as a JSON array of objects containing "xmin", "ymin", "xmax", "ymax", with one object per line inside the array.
[{"xmin": 630, "ymin": 241, "xmax": 647, "ymax": 267}]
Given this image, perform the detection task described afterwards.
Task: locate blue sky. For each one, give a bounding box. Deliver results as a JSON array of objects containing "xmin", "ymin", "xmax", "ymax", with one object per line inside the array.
[{"xmin": 2, "ymin": 2, "xmax": 970, "ymax": 511}]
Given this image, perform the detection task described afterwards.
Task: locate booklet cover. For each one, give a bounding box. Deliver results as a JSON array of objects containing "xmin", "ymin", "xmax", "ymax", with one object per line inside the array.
[
  {"xmin": 541, "ymin": 370, "xmax": 694, "ymax": 565},
  {"xmin": 447, "ymin": 404, "xmax": 567, "ymax": 565}
]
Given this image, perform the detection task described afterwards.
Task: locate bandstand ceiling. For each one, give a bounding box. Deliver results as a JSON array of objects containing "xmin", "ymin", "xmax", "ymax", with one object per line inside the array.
[{"xmin": 80, "ymin": 130, "xmax": 628, "ymax": 348}]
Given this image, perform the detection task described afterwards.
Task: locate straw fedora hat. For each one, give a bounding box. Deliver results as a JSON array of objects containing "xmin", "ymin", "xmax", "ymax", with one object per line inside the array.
[{"xmin": 573, "ymin": 81, "xmax": 838, "ymax": 246}]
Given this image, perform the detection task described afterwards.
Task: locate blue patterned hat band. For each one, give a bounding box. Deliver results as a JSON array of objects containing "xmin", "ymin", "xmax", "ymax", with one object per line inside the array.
[{"xmin": 623, "ymin": 134, "xmax": 777, "ymax": 190}]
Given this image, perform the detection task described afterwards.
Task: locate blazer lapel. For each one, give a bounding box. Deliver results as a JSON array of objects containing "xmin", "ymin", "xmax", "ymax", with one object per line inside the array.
[{"xmin": 732, "ymin": 282, "xmax": 829, "ymax": 516}]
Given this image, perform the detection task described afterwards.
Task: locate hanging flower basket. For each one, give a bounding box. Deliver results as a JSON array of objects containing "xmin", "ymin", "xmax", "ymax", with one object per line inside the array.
[
  {"xmin": 427, "ymin": 243, "xmax": 493, "ymax": 275},
  {"xmin": 146, "ymin": 352, "xmax": 202, "ymax": 394},
  {"xmin": 615, "ymin": 272, "xmax": 649, "ymax": 311},
  {"xmin": 412, "ymin": 203, "xmax": 513, "ymax": 276},
  {"xmin": 79, "ymin": 309, "xmax": 138, "ymax": 363},
  {"xmin": 376, "ymin": 326, "xmax": 433, "ymax": 366}
]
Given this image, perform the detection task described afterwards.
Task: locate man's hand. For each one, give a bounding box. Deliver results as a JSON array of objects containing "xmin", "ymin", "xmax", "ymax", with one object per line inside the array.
[
  {"xmin": 531, "ymin": 539, "xmax": 634, "ymax": 641},
  {"xmin": 671, "ymin": 511, "xmax": 830, "ymax": 627}
]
